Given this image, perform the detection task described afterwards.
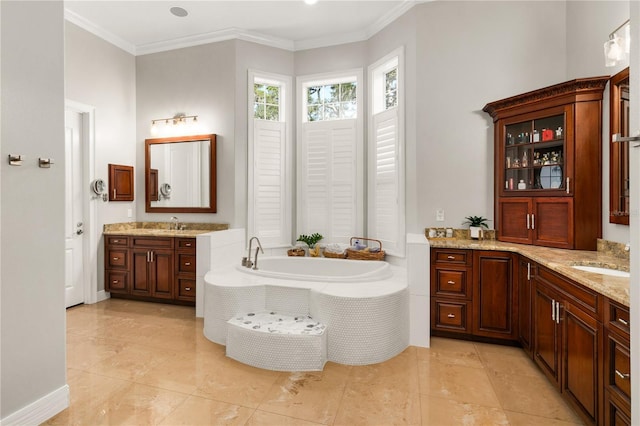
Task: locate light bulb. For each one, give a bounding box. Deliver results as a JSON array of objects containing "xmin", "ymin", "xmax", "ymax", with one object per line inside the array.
[
  {"xmin": 604, "ymin": 37, "xmax": 625, "ymax": 67},
  {"xmin": 304, "ymin": 0, "xmax": 318, "ymax": 5},
  {"xmin": 150, "ymin": 121, "xmax": 158, "ymax": 135}
]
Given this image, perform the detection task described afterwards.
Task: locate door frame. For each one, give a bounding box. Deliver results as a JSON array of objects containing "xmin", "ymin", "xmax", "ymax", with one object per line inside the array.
[{"xmin": 65, "ymin": 100, "xmax": 99, "ymax": 304}]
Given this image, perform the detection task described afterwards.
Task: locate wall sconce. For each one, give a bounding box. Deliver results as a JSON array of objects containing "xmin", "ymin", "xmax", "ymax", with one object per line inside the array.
[
  {"xmin": 605, "ymin": 19, "xmax": 630, "ymax": 68},
  {"xmin": 150, "ymin": 113, "xmax": 198, "ymax": 135}
]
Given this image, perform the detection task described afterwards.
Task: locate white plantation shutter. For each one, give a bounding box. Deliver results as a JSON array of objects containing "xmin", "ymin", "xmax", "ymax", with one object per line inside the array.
[
  {"xmin": 249, "ymin": 119, "xmax": 290, "ymax": 247},
  {"xmin": 370, "ymin": 109, "xmax": 401, "ymax": 254},
  {"xmin": 299, "ymin": 119, "xmax": 360, "ymax": 243}
]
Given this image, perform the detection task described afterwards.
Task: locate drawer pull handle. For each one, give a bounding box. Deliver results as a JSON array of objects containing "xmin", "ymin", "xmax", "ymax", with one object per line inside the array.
[
  {"xmin": 618, "ymin": 318, "xmax": 629, "ymax": 326},
  {"xmin": 112, "ymin": 280, "xmax": 118, "ymax": 284},
  {"xmin": 447, "ymin": 255, "xmax": 455, "ymax": 260},
  {"xmin": 185, "ymin": 243, "xmax": 192, "ymax": 247},
  {"xmin": 113, "ymin": 239, "xmax": 119, "ymax": 243},
  {"xmin": 112, "ymin": 257, "xmax": 119, "ymax": 261},
  {"xmin": 447, "ymin": 314, "xmax": 455, "ymax": 318},
  {"xmin": 185, "ymin": 262, "xmax": 191, "ymax": 266},
  {"xmin": 185, "ymin": 287, "xmax": 191, "ymax": 291},
  {"xmin": 447, "ymin": 280, "xmax": 455, "ymax": 284},
  {"xmin": 615, "ymin": 370, "xmax": 630, "ymax": 380}
]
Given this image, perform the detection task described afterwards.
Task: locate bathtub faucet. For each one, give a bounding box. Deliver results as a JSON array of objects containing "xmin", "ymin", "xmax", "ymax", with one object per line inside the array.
[{"xmin": 244, "ymin": 237, "xmax": 264, "ymax": 269}]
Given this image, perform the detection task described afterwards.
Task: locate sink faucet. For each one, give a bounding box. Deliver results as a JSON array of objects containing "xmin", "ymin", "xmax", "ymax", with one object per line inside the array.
[
  {"xmin": 244, "ymin": 236, "xmax": 264, "ymax": 269},
  {"xmin": 170, "ymin": 216, "xmax": 179, "ymax": 230}
]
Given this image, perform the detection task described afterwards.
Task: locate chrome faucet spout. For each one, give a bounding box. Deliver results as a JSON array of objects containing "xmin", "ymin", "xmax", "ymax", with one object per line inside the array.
[
  {"xmin": 170, "ymin": 216, "xmax": 179, "ymax": 230},
  {"xmin": 252, "ymin": 247, "xmax": 261, "ymax": 270},
  {"xmin": 247, "ymin": 237, "xmax": 264, "ymax": 268}
]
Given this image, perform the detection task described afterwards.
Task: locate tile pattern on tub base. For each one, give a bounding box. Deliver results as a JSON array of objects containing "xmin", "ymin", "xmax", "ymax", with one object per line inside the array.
[{"xmin": 226, "ymin": 311, "xmax": 327, "ymax": 371}]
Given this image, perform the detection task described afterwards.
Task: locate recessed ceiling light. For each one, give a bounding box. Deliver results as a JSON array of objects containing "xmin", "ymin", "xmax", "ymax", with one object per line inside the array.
[
  {"xmin": 170, "ymin": 6, "xmax": 188, "ymax": 17},
  {"xmin": 304, "ymin": 0, "xmax": 318, "ymax": 5}
]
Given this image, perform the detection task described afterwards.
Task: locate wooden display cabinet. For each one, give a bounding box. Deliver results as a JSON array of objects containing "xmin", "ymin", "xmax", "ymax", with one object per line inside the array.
[{"xmin": 484, "ymin": 77, "xmax": 609, "ymax": 250}]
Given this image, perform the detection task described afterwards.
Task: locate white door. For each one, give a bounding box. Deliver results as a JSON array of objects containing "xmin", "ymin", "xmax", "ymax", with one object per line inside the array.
[{"xmin": 65, "ymin": 109, "xmax": 85, "ymax": 307}]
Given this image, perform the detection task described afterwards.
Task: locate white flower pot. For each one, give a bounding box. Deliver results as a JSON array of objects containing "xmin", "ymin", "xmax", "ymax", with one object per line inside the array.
[{"xmin": 469, "ymin": 226, "xmax": 482, "ymax": 239}]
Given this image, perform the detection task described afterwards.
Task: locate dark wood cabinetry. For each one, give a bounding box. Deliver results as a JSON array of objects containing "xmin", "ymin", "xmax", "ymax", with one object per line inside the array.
[
  {"xmin": 105, "ymin": 235, "xmax": 195, "ymax": 305},
  {"xmin": 484, "ymin": 77, "xmax": 608, "ymax": 250},
  {"xmin": 604, "ymin": 299, "xmax": 631, "ymax": 425},
  {"xmin": 430, "ymin": 248, "xmax": 517, "ymax": 342},
  {"xmin": 430, "ymin": 249, "xmax": 472, "ymax": 334},
  {"xmin": 533, "ymin": 265, "xmax": 603, "ymax": 425},
  {"xmin": 108, "ymin": 164, "xmax": 134, "ymax": 201},
  {"xmin": 518, "ymin": 257, "xmax": 535, "ymax": 356},
  {"xmin": 472, "ymin": 251, "xmax": 517, "ymax": 340}
]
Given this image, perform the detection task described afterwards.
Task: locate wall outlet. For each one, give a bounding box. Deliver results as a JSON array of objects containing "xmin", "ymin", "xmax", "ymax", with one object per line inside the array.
[
  {"xmin": 436, "ymin": 209, "xmax": 445, "ymax": 221},
  {"xmin": 127, "ymin": 208, "xmax": 132, "ymax": 218}
]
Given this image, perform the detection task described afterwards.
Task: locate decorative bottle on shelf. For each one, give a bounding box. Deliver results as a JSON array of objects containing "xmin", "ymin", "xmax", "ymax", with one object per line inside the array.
[
  {"xmin": 522, "ymin": 151, "xmax": 528, "ymax": 167},
  {"xmin": 533, "ymin": 130, "xmax": 540, "ymax": 142},
  {"xmin": 518, "ymin": 180, "xmax": 526, "ymax": 190}
]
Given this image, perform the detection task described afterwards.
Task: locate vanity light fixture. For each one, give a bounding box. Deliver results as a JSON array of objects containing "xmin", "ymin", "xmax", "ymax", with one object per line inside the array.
[
  {"xmin": 604, "ymin": 19, "xmax": 630, "ymax": 67},
  {"xmin": 150, "ymin": 113, "xmax": 198, "ymax": 134}
]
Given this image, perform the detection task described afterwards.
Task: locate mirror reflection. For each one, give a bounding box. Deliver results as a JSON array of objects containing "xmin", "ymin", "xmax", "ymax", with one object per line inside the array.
[
  {"xmin": 145, "ymin": 134, "xmax": 217, "ymax": 213},
  {"xmin": 609, "ymin": 68, "xmax": 629, "ymax": 225}
]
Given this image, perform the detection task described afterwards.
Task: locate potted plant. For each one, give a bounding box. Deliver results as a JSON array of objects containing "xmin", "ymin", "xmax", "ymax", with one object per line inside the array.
[
  {"xmin": 296, "ymin": 233, "xmax": 323, "ymax": 256},
  {"xmin": 463, "ymin": 216, "xmax": 490, "ymax": 239}
]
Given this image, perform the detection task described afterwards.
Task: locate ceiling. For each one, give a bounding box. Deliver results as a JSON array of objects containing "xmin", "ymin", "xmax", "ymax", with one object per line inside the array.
[{"xmin": 64, "ymin": 0, "xmax": 421, "ymax": 55}]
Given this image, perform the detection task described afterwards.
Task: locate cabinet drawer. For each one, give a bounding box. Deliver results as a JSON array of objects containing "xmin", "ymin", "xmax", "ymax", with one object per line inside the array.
[
  {"xmin": 107, "ymin": 249, "xmax": 128, "ymax": 269},
  {"xmin": 106, "ymin": 270, "xmax": 128, "ymax": 293},
  {"xmin": 432, "ymin": 300, "xmax": 470, "ymax": 333},
  {"xmin": 433, "ymin": 249, "xmax": 470, "ymax": 266},
  {"xmin": 434, "ymin": 269, "xmax": 469, "ymax": 297},
  {"xmin": 177, "ymin": 254, "xmax": 196, "ymax": 273},
  {"xmin": 106, "ymin": 236, "xmax": 128, "ymax": 246},
  {"xmin": 607, "ymin": 300, "xmax": 630, "ymax": 336},
  {"xmin": 176, "ymin": 278, "xmax": 196, "ymax": 300},
  {"xmin": 132, "ymin": 237, "xmax": 173, "ymax": 249},
  {"xmin": 608, "ymin": 336, "xmax": 631, "ymax": 402},
  {"xmin": 605, "ymin": 392, "xmax": 631, "ymax": 426},
  {"xmin": 176, "ymin": 238, "xmax": 196, "ymax": 251}
]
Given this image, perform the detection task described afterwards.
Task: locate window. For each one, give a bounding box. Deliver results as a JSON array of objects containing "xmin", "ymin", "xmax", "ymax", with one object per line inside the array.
[
  {"xmin": 368, "ymin": 48, "xmax": 405, "ymax": 256},
  {"xmin": 297, "ymin": 70, "xmax": 364, "ymax": 244},
  {"xmin": 304, "ymin": 79, "xmax": 357, "ymax": 122},
  {"xmin": 248, "ymin": 71, "xmax": 292, "ymax": 248},
  {"xmin": 254, "ymin": 83, "xmax": 280, "ymax": 121}
]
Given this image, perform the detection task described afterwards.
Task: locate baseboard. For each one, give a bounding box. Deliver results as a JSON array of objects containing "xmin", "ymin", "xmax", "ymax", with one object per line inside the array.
[
  {"xmin": 0, "ymin": 384, "xmax": 69, "ymax": 426},
  {"xmin": 96, "ymin": 290, "xmax": 110, "ymax": 303}
]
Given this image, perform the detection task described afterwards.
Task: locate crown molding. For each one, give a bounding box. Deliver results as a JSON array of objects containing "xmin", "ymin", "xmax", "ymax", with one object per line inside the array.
[
  {"xmin": 64, "ymin": 9, "xmax": 136, "ymax": 55},
  {"xmin": 137, "ymin": 27, "xmax": 295, "ymax": 56},
  {"xmin": 65, "ymin": 1, "xmax": 421, "ymax": 56}
]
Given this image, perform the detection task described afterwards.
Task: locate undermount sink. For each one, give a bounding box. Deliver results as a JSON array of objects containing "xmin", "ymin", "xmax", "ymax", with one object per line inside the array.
[{"xmin": 572, "ymin": 265, "xmax": 630, "ymax": 278}]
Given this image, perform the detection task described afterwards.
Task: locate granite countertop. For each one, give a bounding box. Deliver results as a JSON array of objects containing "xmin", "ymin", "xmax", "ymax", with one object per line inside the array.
[
  {"xmin": 103, "ymin": 222, "xmax": 229, "ymax": 238},
  {"xmin": 428, "ymin": 238, "xmax": 630, "ymax": 307}
]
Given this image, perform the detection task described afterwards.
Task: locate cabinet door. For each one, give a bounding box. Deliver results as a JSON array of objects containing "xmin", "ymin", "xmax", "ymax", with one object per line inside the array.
[
  {"xmin": 108, "ymin": 163, "xmax": 134, "ymax": 201},
  {"xmin": 518, "ymin": 258, "xmax": 534, "ymax": 356},
  {"xmin": 131, "ymin": 249, "xmax": 152, "ymax": 296},
  {"xmin": 562, "ymin": 301, "xmax": 601, "ymax": 424},
  {"xmin": 149, "ymin": 249, "xmax": 174, "ymax": 299},
  {"xmin": 472, "ymin": 251, "xmax": 517, "ymax": 340},
  {"xmin": 533, "ymin": 197, "xmax": 573, "ymax": 249},
  {"xmin": 533, "ymin": 281, "xmax": 561, "ymax": 387},
  {"xmin": 498, "ymin": 198, "xmax": 532, "ymax": 244}
]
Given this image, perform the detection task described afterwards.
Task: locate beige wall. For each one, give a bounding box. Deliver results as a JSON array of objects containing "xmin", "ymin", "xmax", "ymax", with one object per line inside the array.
[{"xmin": 1, "ymin": 0, "xmax": 67, "ymax": 420}]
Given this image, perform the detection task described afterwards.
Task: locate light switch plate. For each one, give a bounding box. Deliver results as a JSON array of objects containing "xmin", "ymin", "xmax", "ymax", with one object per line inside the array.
[{"xmin": 436, "ymin": 209, "xmax": 445, "ymax": 221}]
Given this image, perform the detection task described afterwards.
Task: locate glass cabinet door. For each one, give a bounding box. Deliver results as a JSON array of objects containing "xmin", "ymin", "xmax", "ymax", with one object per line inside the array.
[{"xmin": 504, "ymin": 113, "xmax": 565, "ymax": 193}]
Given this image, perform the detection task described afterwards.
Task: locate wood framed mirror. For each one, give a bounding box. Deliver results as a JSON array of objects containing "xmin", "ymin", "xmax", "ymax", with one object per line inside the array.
[
  {"xmin": 145, "ymin": 134, "xmax": 217, "ymax": 213},
  {"xmin": 609, "ymin": 68, "xmax": 629, "ymax": 225}
]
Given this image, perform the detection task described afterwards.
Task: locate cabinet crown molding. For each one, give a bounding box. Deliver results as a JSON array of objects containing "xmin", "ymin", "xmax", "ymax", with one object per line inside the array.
[{"xmin": 483, "ymin": 76, "xmax": 610, "ymax": 121}]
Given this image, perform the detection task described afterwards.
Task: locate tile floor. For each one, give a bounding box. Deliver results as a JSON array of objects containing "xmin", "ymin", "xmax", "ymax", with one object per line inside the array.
[{"xmin": 47, "ymin": 298, "xmax": 583, "ymax": 425}]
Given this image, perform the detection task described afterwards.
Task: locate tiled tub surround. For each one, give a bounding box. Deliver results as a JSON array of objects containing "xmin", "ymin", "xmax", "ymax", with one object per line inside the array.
[
  {"xmin": 103, "ymin": 221, "xmax": 229, "ymax": 237},
  {"xmin": 428, "ymin": 235, "xmax": 630, "ymax": 307},
  {"xmin": 198, "ymin": 229, "xmax": 430, "ymax": 370}
]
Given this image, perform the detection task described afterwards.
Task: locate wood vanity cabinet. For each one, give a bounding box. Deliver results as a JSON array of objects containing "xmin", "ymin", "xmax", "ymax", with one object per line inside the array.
[
  {"xmin": 108, "ymin": 164, "xmax": 134, "ymax": 202},
  {"xmin": 105, "ymin": 235, "xmax": 196, "ymax": 305},
  {"xmin": 430, "ymin": 248, "xmax": 473, "ymax": 335},
  {"xmin": 430, "ymin": 248, "xmax": 517, "ymax": 342},
  {"xmin": 484, "ymin": 77, "xmax": 609, "ymax": 250},
  {"xmin": 604, "ymin": 299, "xmax": 631, "ymax": 425},
  {"xmin": 533, "ymin": 264, "xmax": 603, "ymax": 425},
  {"xmin": 472, "ymin": 251, "xmax": 517, "ymax": 340}
]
